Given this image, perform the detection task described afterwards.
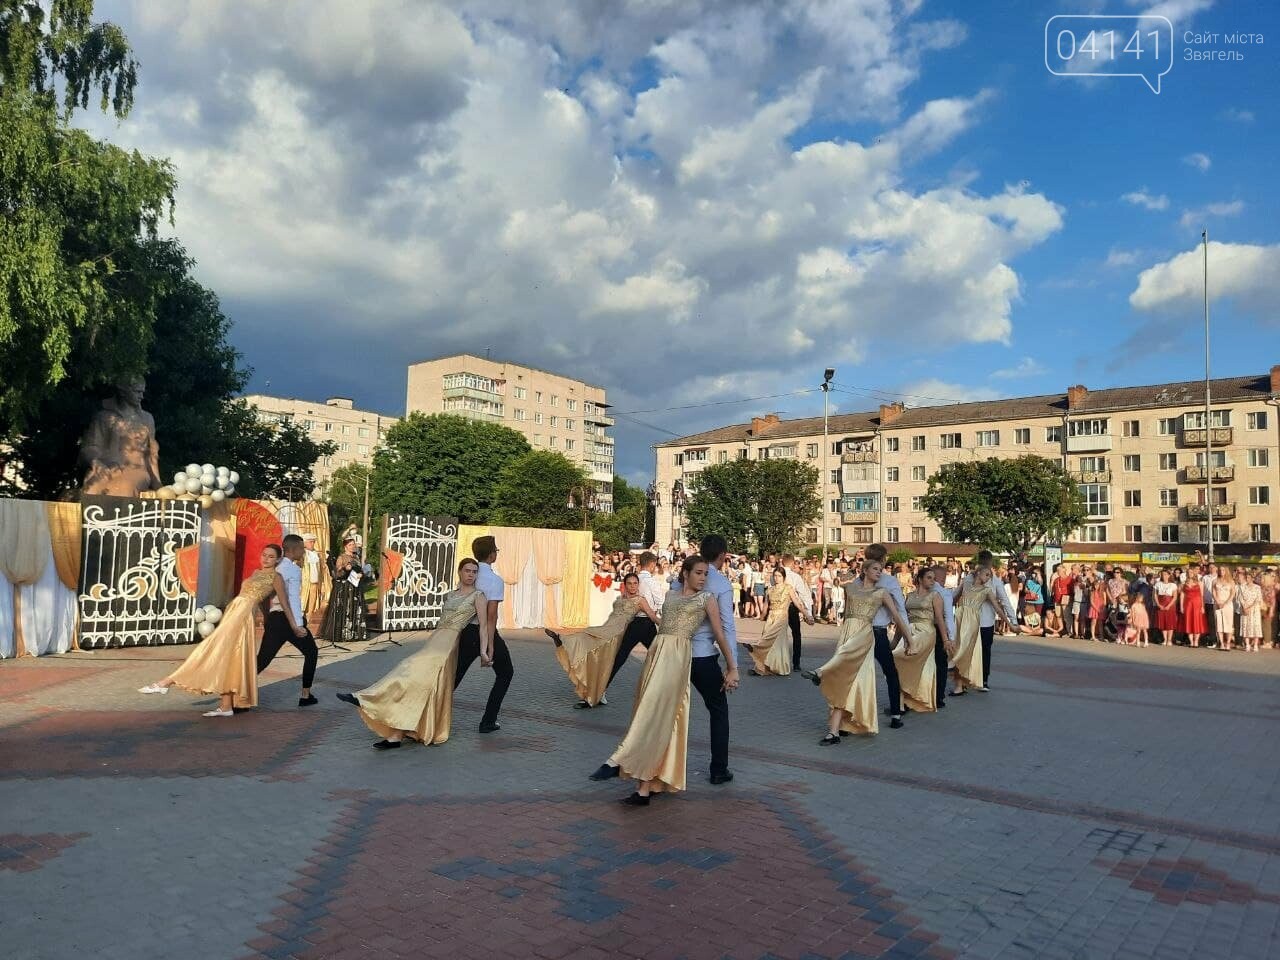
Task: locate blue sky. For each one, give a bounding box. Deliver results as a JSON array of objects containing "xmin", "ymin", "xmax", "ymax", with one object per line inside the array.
[{"xmin": 90, "ymin": 1, "xmax": 1278, "ymax": 483}]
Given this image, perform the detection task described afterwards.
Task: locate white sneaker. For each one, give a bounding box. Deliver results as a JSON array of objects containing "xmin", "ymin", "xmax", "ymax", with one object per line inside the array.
[
  {"xmin": 201, "ymin": 708, "xmax": 234, "ymax": 718},
  {"xmin": 138, "ymin": 684, "xmax": 168, "ymax": 694},
  {"xmin": 599, "ymin": 695, "xmax": 608, "ymax": 705}
]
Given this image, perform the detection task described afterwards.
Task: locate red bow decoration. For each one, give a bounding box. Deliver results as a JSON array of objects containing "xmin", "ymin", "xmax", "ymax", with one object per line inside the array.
[{"xmin": 593, "ymin": 573, "xmax": 614, "ymax": 592}]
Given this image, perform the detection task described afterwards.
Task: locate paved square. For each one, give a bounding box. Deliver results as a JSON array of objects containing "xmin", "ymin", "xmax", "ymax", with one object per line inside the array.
[{"xmin": 2, "ymin": 625, "xmax": 1277, "ymax": 959}]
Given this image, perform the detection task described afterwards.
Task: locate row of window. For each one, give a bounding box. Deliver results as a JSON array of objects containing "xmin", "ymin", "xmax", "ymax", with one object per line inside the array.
[
  {"xmin": 507, "ymin": 385, "xmax": 584, "ymax": 412},
  {"xmin": 512, "ymin": 410, "xmax": 581, "ymax": 430},
  {"xmin": 442, "ymin": 373, "xmax": 500, "ymax": 394},
  {"xmin": 299, "ymin": 420, "xmax": 376, "ymax": 438},
  {"xmin": 528, "ymin": 435, "xmax": 577, "ymax": 451},
  {"xmin": 803, "ymin": 522, "xmax": 1273, "ymax": 545}
]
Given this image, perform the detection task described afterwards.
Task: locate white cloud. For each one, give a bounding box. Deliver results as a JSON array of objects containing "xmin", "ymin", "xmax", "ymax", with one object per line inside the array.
[
  {"xmin": 1178, "ymin": 200, "xmax": 1244, "ymax": 228},
  {"xmin": 1183, "ymin": 152, "xmax": 1212, "ymax": 172},
  {"xmin": 1105, "ymin": 248, "xmax": 1142, "ymax": 268},
  {"xmin": 1222, "ymin": 107, "xmax": 1255, "ymax": 123},
  {"xmin": 897, "ymin": 380, "xmax": 1001, "ymax": 406},
  {"xmin": 1132, "ymin": 0, "xmax": 1215, "ymax": 23},
  {"xmin": 1122, "ymin": 190, "xmax": 1170, "ymax": 211},
  {"xmin": 991, "ymin": 357, "xmax": 1047, "ymax": 379},
  {"xmin": 1129, "ymin": 240, "xmax": 1280, "ymax": 320}
]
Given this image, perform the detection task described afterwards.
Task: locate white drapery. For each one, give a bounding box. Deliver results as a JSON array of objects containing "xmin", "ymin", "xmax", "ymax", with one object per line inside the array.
[
  {"xmin": 16, "ymin": 544, "xmax": 77, "ymax": 656},
  {"xmin": 0, "ymin": 499, "xmax": 78, "ymax": 658}
]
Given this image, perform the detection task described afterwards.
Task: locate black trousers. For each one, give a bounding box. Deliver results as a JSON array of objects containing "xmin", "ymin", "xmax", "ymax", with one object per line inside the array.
[
  {"xmin": 980, "ymin": 625, "xmax": 995, "ymax": 687},
  {"xmin": 607, "ymin": 617, "xmax": 657, "ymax": 687},
  {"xmin": 690, "ymin": 655, "xmax": 729, "ymax": 777},
  {"xmin": 788, "ymin": 604, "xmax": 803, "ymax": 665},
  {"xmin": 933, "ymin": 626, "xmax": 948, "ymax": 707},
  {"xmin": 454, "ymin": 623, "xmax": 513, "ymax": 727},
  {"xmin": 256, "ymin": 611, "xmax": 318, "ymax": 688},
  {"xmin": 871, "ymin": 626, "xmax": 903, "ymax": 715}
]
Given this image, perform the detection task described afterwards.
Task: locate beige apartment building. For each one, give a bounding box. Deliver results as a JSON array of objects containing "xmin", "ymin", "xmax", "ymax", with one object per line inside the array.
[
  {"xmin": 243, "ymin": 394, "xmax": 399, "ymax": 487},
  {"xmin": 654, "ymin": 366, "xmax": 1280, "ymax": 562},
  {"xmin": 406, "ymin": 354, "xmax": 616, "ymax": 511}
]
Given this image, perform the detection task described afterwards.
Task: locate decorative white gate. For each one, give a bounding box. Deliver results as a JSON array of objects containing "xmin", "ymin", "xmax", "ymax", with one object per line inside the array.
[
  {"xmin": 78, "ymin": 497, "xmax": 201, "ymax": 648},
  {"xmin": 379, "ymin": 515, "xmax": 458, "ymax": 631}
]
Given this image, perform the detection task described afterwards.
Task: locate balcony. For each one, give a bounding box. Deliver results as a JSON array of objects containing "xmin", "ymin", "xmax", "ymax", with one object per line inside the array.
[
  {"xmin": 442, "ymin": 385, "xmax": 501, "ymax": 403},
  {"xmin": 1181, "ymin": 427, "xmax": 1233, "ymax": 447},
  {"xmin": 841, "ymin": 449, "xmax": 878, "ymax": 464},
  {"xmin": 1185, "ymin": 502, "xmax": 1236, "ymax": 521},
  {"xmin": 587, "ymin": 412, "xmax": 616, "ymax": 427},
  {"xmin": 1182, "ymin": 464, "xmax": 1234, "ymax": 483},
  {"xmin": 840, "ymin": 511, "xmax": 878, "ymax": 525},
  {"xmin": 1071, "ymin": 470, "xmax": 1112, "ymax": 484},
  {"xmin": 1065, "ymin": 433, "xmax": 1113, "ymax": 453}
]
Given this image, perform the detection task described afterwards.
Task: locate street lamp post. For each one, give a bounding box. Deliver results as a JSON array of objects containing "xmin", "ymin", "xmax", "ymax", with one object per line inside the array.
[
  {"xmin": 1202, "ymin": 230, "xmax": 1214, "ymax": 563},
  {"xmin": 645, "ymin": 482, "xmax": 660, "ymax": 546},
  {"xmin": 568, "ymin": 483, "xmax": 594, "ymax": 531},
  {"xmin": 822, "ymin": 368, "xmax": 835, "ymax": 564},
  {"xmin": 671, "ymin": 479, "xmax": 686, "ymax": 547}
]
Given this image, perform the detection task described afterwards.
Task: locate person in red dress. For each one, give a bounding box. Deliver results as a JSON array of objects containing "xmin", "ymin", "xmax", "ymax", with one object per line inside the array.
[
  {"xmin": 1153, "ymin": 569, "xmax": 1180, "ymax": 647},
  {"xmin": 1180, "ymin": 576, "xmax": 1207, "ymax": 647}
]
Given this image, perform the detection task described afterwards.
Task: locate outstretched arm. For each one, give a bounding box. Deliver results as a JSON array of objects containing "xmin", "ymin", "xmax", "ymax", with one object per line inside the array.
[{"xmin": 882, "ymin": 592, "xmax": 912, "ymax": 639}]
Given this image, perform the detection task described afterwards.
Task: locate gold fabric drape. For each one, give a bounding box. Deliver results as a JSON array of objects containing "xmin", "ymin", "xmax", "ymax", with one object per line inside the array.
[
  {"xmin": 202, "ymin": 500, "xmax": 238, "ymax": 607},
  {"xmin": 531, "ymin": 529, "xmax": 566, "ymax": 630},
  {"xmin": 44, "ymin": 502, "xmax": 82, "ymax": 590},
  {"xmin": 0, "ymin": 499, "xmax": 51, "ymax": 586},
  {"xmin": 560, "ymin": 530, "xmax": 593, "ymax": 628}
]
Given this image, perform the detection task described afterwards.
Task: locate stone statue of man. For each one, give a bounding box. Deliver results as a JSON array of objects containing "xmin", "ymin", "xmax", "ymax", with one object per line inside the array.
[{"xmin": 80, "ymin": 379, "xmax": 163, "ymax": 497}]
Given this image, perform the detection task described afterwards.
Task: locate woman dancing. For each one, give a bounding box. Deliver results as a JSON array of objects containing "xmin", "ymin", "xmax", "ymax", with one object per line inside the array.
[
  {"xmin": 335, "ymin": 558, "xmax": 490, "ymax": 749},
  {"xmin": 894, "ymin": 567, "xmax": 950, "ymax": 713},
  {"xmin": 546, "ymin": 572, "xmax": 659, "ymax": 709},
  {"xmin": 322, "ymin": 538, "xmax": 368, "ymax": 643},
  {"xmin": 587, "ymin": 556, "xmax": 731, "ymax": 806},
  {"xmin": 138, "ymin": 545, "xmax": 290, "ymax": 716},
  {"xmin": 747, "ymin": 566, "xmax": 808, "ymax": 677},
  {"xmin": 801, "ymin": 558, "xmax": 913, "ymax": 742},
  {"xmin": 952, "ymin": 566, "xmax": 1004, "ymax": 696}
]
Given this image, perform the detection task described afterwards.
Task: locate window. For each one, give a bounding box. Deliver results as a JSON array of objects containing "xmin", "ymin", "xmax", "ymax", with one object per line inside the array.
[
  {"xmin": 533, "ymin": 434, "xmax": 542, "ymax": 445},
  {"xmin": 911, "ymin": 435, "xmax": 925, "ymax": 451},
  {"xmin": 323, "ymin": 422, "xmax": 333, "ymax": 432},
  {"xmin": 549, "ymin": 436, "xmax": 557, "ymax": 448},
  {"xmin": 769, "ymin": 444, "xmax": 798, "ymax": 459},
  {"xmin": 1124, "ymin": 490, "xmax": 1141, "ymax": 508},
  {"xmin": 1194, "ymin": 451, "xmax": 1227, "ymax": 467},
  {"xmin": 685, "ymin": 449, "xmax": 708, "ymax": 463},
  {"xmin": 566, "ymin": 439, "xmax": 575, "ymax": 451},
  {"xmin": 886, "ymin": 467, "xmax": 900, "ymax": 482},
  {"xmin": 885, "ymin": 527, "xmax": 900, "ymax": 543},
  {"xmin": 807, "ymin": 443, "xmax": 818, "ymax": 458},
  {"xmin": 357, "ymin": 444, "xmax": 369, "ymax": 455},
  {"xmin": 1249, "ymin": 486, "xmax": 1271, "ymax": 505},
  {"xmin": 342, "ymin": 425, "xmax": 351, "ymax": 435},
  {"xmin": 1160, "ymin": 489, "xmax": 1179, "ymax": 507},
  {"xmin": 1078, "ymin": 483, "xmax": 1111, "ymax": 517},
  {"xmin": 1081, "ymin": 524, "xmax": 1108, "ymax": 542},
  {"xmin": 321, "ymin": 456, "xmax": 333, "ymax": 467},
  {"xmin": 830, "ymin": 528, "xmax": 842, "ymax": 543},
  {"xmin": 1046, "ymin": 425, "xmax": 1063, "ymax": 443},
  {"xmin": 831, "ymin": 442, "xmax": 841, "ymax": 456},
  {"xmin": 1079, "ymin": 456, "xmax": 1108, "ymax": 472},
  {"xmin": 1069, "ymin": 418, "xmax": 1109, "ymax": 436},
  {"xmin": 1124, "ymin": 525, "xmax": 1142, "ymax": 542},
  {"xmin": 551, "ymin": 395, "xmax": 559, "ymax": 407},
  {"xmin": 1252, "ymin": 523, "xmax": 1273, "ymax": 542},
  {"xmin": 443, "ymin": 372, "xmax": 499, "ymax": 393},
  {"xmin": 831, "ymin": 499, "xmax": 842, "ymax": 513},
  {"xmin": 535, "ymin": 391, "xmax": 543, "ymax": 403},
  {"xmin": 1160, "ymin": 524, "xmax": 1179, "ymax": 543},
  {"xmin": 565, "ymin": 419, "xmax": 575, "ymax": 431},
  {"xmin": 884, "ymin": 437, "xmax": 900, "ymax": 452},
  {"xmin": 911, "ymin": 466, "xmax": 926, "ymax": 481},
  {"xmin": 911, "ymin": 496, "xmax": 924, "ymax": 511},
  {"xmin": 339, "ymin": 442, "xmax": 350, "ymax": 452},
  {"xmin": 941, "ymin": 432, "xmax": 961, "ymax": 448},
  {"xmin": 534, "ymin": 412, "xmax": 544, "ymax": 424},
  {"xmin": 843, "ymin": 464, "xmax": 875, "ymax": 485},
  {"xmin": 515, "ymin": 409, "xmax": 526, "ymax": 421},
  {"xmin": 1122, "ymin": 419, "xmax": 1140, "ymax": 438},
  {"xmin": 550, "ymin": 416, "xmax": 558, "ymax": 427},
  {"xmin": 1123, "ymin": 455, "xmax": 1141, "ymax": 472},
  {"xmin": 1198, "ymin": 524, "xmax": 1230, "ymax": 542},
  {"xmin": 673, "ymin": 453, "xmax": 683, "ymax": 466},
  {"xmin": 583, "ymin": 401, "xmax": 594, "ymax": 415},
  {"xmin": 1159, "ymin": 453, "xmax": 1178, "ymax": 471},
  {"xmin": 1014, "ymin": 428, "xmax": 1030, "ymax": 444},
  {"xmin": 567, "ymin": 399, "xmax": 577, "ymax": 411},
  {"xmin": 852, "ymin": 527, "xmax": 874, "ymax": 544},
  {"xmin": 1157, "ymin": 417, "xmax": 1179, "ymax": 435},
  {"xmin": 885, "ymin": 496, "xmax": 899, "ymax": 512},
  {"xmin": 513, "ymin": 387, "xmax": 527, "ymax": 400},
  {"xmin": 1183, "ymin": 410, "xmax": 1230, "ymax": 428},
  {"xmin": 911, "ymin": 526, "xmax": 927, "ymax": 543},
  {"xmin": 357, "ymin": 427, "xmax": 370, "ymax": 438},
  {"xmin": 805, "ymin": 527, "xmax": 818, "ymax": 543},
  {"xmin": 717, "ymin": 450, "xmax": 728, "ymax": 463},
  {"xmin": 976, "ymin": 430, "xmax": 999, "ymax": 447},
  {"xmin": 1247, "ymin": 449, "xmax": 1270, "ymax": 468},
  {"xmin": 1247, "ymin": 411, "xmax": 1268, "ymax": 430}
]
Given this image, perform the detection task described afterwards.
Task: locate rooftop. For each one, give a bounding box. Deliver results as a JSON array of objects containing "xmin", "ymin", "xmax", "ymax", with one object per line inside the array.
[{"xmin": 407, "ymin": 352, "xmax": 608, "ymax": 395}]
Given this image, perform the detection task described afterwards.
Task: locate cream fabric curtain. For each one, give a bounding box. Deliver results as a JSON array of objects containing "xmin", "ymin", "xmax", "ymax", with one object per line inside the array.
[
  {"xmin": 454, "ymin": 525, "xmax": 591, "ymax": 629},
  {"xmin": 0, "ymin": 498, "xmax": 50, "ymax": 585},
  {"xmin": 531, "ymin": 529, "xmax": 566, "ymax": 630}
]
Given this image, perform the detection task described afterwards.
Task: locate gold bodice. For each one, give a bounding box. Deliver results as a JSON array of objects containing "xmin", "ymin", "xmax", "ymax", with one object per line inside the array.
[
  {"xmin": 959, "ymin": 583, "xmax": 997, "ymax": 611},
  {"xmin": 767, "ymin": 582, "xmax": 790, "ymax": 605},
  {"xmin": 439, "ymin": 589, "xmax": 483, "ymax": 630},
  {"xmin": 842, "ymin": 585, "xmax": 885, "ymax": 623},
  {"xmin": 600, "ymin": 595, "xmax": 643, "ymax": 632},
  {"xmin": 658, "ymin": 590, "xmax": 711, "ymax": 640},
  {"xmin": 906, "ymin": 590, "xmax": 934, "ymax": 626},
  {"xmin": 237, "ymin": 568, "xmax": 278, "ymax": 604}
]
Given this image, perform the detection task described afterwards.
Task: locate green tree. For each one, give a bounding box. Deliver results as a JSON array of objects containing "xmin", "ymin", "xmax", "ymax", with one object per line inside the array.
[
  {"xmin": 491, "ymin": 450, "xmax": 589, "ymax": 529},
  {"xmin": 372, "ymin": 413, "xmax": 530, "ymax": 523},
  {"xmin": 685, "ymin": 458, "xmax": 821, "ymax": 555},
  {"xmin": 214, "ymin": 400, "xmax": 335, "ymax": 499},
  {"xmin": 592, "ymin": 475, "xmax": 647, "ymax": 551},
  {"xmin": 920, "ymin": 455, "xmax": 1088, "ymax": 553},
  {"xmin": 1, "ymin": 0, "xmax": 176, "ymax": 431},
  {"xmin": 322, "ymin": 462, "xmax": 374, "ymax": 554}
]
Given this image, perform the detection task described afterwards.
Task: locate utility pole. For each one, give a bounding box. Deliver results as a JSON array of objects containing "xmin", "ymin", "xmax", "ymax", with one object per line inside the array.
[
  {"xmin": 1203, "ymin": 230, "xmax": 1213, "ymax": 563},
  {"xmin": 822, "ymin": 368, "xmax": 835, "ymax": 563}
]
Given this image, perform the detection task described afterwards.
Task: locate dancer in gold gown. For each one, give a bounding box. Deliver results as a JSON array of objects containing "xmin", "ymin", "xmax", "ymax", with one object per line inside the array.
[
  {"xmin": 894, "ymin": 568, "xmax": 951, "ymax": 713},
  {"xmin": 546, "ymin": 573, "xmax": 659, "ymax": 708},
  {"xmin": 587, "ymin": 556, "xmax": 732, "ymax": 805},
  {"xmin": 138, "ymin": 546, "xmax": 287, "ymax": 716},
  {"xmin": 335, "ymin": 558, "xmax": 489, "ymax": 749},
  {"xmin": 747, "ymin": 566, "xmax": 809, "ymax": 677},
  {"xmin": 952, "ymin": 565, "xmax": 1002, "ymax": 694},
  {"xmin": 801, "ymin": 559, "xmax": 913, "ymax": 743}
]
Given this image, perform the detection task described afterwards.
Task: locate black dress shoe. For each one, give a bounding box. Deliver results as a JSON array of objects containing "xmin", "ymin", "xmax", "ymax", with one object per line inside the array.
[
  {"xmin": 373, "ymin": 739, "xmax": 402, "ymax": 750},
  {"xmin": 478, "ymin": 721, "xmax": 501, "ymax": 734},
  {"xmin": 298, "ymin": 695, "xmax": 318, "ymax": 707},
  {"xmin": 976, "ymin": 685, "xmax": 990, "ymax": 693},
  {"xmin": 545, "ymin": 628, "xmax": 563, "ymax": 647},
  {"xmin": 620, "ymin": 792, "xmax": 650, "ymax": 806},
  {"xmin": 819, "ymin": 734, "xmax": 841, "ymax": 746},
  {"xmin": 336, "ymin": 692, "xmax": 360, "ymax": 707},
  {"xmin": 709, "ymin": 771, "xmax": 734, "ymax": 785},
  {"xmin": 589, "ymin": 763, "xmax": 620, "ymax": 781},
  {"xmin": 937, "ymin": 701, "xmax": 946, "ymax": 709},
  {"xmin": 801, "ymin": 670, "xmax": 821, "ymax": 686},
  {"xmin": 889, "ymin": 716, "xmax": 904, "ymax": 729}
]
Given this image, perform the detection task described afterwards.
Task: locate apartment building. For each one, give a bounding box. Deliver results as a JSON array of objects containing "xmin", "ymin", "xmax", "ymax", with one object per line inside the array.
[
  {"xmin": 653, "ymin": 366, "xmax": 1280, "ymax": 561},
  {"xmin": 243, "ymin": 394, "xmax": 398, "ymax": 486},
  {"xmin": 405, "ymin": 354, "xmax": 616, "ymax": 511}
]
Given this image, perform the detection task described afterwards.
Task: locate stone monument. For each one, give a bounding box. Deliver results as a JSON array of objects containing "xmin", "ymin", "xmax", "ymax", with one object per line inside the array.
[{"xmin": 80, "ymin": 379, "xmax": 163, "ymax": 497}]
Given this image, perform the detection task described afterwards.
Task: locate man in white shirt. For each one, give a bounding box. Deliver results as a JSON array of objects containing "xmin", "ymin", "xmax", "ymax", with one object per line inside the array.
[
  {"xmin": 781, "ymin": 554, "xmax": 814, "ymax": 668},
  {"xmin": 689, "ymin": 535, "xmax": 740, "ymax": 783},
  {"xmin": 959, "ymin": 550, "xmax": 1017, "ymax": 691},
  {"xmin": 256, "ymin": 534, "xmax": 319, "ymax": 707},
  {"xmin": 860, "ymin": 544, "xmax": 907, "ymax": 725},
  {"xmin": 454, "ymin": 535, "xmax": 512, "ymax": 733},
  {"xmin": 603, "ymin": 552, "xmax": 664, "ymax": 696},
  {"xmin": 930, "ymin": 563, "xmax": 957, "ymax": 708}
]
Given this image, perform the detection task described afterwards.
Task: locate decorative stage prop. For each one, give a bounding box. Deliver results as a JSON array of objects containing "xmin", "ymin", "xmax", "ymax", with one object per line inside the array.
[
  {"xmin": 77, "ymin": 496, "xmax": 201, "ymax": 649},
  {"xmin": 0, "ymin": 499, "xmax": 81, "ymax": 658},
  {"xmin": 377, "ymin": 515, "xmax": 458, "ymax": 631},
  {"xmin": 454, "ymin": 525, "xmax": 592, "ymax": 630}
]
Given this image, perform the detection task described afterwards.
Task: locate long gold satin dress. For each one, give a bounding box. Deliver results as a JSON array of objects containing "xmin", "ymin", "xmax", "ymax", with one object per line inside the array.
[
  {"xmin": 608, "ymin": 589, "xmax": 710, "ymax": 793},
  {"xmin": 165, "ymin": 568, "xmax": 276, "ymax": 708},
  {"xmin": 555, "ymin": 595, "xmax": 642, "ymax": 705},
  {"xmin": 895, "ymin": 591, "xmax": 937, "ymax": 713},
  {"xmin": 353, "ymin": 588, "xmax": 477, "ymax": 744},
  {"xmin": 815, "ymin": 585, "xmax": 882, "ymax": 735},
  {"xmin": 953, "ymin": 584, "xmax": 998, "ymax": 688},
  {"xmin": 749, "ymin": 582, "xmax": 793, "ymax": 676}
]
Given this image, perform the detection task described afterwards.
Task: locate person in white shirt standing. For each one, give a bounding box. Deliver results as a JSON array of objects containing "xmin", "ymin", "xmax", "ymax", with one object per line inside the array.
[
  {"xmin": 256, "ymin": 534, "xmax": 319, "ymax": 707},
  {"xmin": 781, "ymin": 554, "xmax": 814, "ymax": 669},
  {"xmin": 860, "ymin": 543, "xmax": 907, "ymax": 725},
  {"xmin": 454, "ymin": 535, "xmax": 512, "ymax": 733},
  {"xmin": 930, "ymin": 563, "xmax": 957, "ymax": 708}
]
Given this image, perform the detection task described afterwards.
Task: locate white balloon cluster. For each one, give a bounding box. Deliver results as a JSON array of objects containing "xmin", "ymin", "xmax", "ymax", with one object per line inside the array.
[
  {"xmin": 157, "ymin": 463, "xmax": 241, "ymax": 509},
  {"xmin": 192, "ymin": 604, "xmax": 224, "ymax": 638}
]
